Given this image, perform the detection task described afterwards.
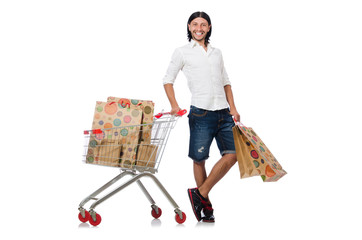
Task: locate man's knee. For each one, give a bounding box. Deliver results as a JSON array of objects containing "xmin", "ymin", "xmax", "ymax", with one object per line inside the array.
[
  {"xmin": 193, "ymin": 160, "xmax": 206, "ymax": 166},
  {"xmin": 224, "ymin": 153, "xmax": 237, "ymax": 164}
]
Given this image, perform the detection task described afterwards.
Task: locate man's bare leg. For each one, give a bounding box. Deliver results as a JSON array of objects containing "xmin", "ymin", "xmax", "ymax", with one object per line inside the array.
[
  {"xmin": 198, "ymin": 153, "xmax": 237, "ymax": 198},
  {"xmin": 193, "ymin": 160, "xmax": 207, "ymax": 188}
]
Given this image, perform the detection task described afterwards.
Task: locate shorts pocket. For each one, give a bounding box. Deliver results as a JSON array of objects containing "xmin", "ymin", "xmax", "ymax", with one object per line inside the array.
[{"xmin": 191, "ymin": 107, "xmax": 208, "ymax": 117}]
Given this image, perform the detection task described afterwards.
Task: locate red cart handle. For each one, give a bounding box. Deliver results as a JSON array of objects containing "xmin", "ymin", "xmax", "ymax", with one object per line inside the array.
[{"xmin": 155, "ymin": 109, "xmax": 187, "ymax": 119}]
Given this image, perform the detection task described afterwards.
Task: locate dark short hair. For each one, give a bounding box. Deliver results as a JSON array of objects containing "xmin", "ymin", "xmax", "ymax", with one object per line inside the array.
[{"xmin": 187, "ymin": 11, "xmax": 212, "ymax": 44}]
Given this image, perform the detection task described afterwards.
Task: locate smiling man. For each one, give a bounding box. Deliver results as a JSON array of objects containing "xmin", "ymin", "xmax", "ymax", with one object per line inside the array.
[{"xmin": 163, "ymin": 11, "xmax": 240, "ymax": 222}]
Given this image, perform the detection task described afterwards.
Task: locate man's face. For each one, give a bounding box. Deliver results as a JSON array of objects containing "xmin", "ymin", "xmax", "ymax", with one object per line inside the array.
[{"xmin": 188, "ymin": 17, "xmax": 211, "ymax": 43}]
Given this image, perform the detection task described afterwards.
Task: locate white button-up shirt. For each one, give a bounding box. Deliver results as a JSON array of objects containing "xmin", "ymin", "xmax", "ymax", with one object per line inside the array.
[{"xmin": 163, "ymin": 40, "xmax": 231, "ymax": 111}]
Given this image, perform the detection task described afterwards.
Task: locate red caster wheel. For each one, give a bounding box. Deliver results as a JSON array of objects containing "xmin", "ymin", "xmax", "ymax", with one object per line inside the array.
[
  {"xmin": 151, "ymin": 207, "xmax": 162, "ymax": 219},
  {"xmin": 78, "ymin": 210, "xmax": 90, "ymax": 223},
  {"xmin": 175, "ymin": 212, "xmax": 186, "ymax": 224},
  {"xmin": 89, "ymin": 212, "xmax": 102, "ymax": 226}
]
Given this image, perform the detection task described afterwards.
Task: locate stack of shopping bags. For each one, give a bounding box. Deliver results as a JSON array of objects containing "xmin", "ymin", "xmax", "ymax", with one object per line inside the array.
[
  {"xmin": 232, "ymin": 122, "xmax": 287, "ymax": 182},
  {"xmin": 85, "ymin": 97, "xmax": 158, "ymax": 169}
]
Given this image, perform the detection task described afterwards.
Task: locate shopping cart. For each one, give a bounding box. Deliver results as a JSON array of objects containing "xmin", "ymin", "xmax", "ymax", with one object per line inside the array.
[{"xmin": 78, "ymin": 109, "xmax": 187, "ymax": 226}]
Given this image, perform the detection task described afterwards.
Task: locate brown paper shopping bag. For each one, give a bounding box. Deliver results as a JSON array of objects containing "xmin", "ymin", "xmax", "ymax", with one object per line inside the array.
[
  {"xmin": 95, "ymin": 139, "xmax": 121, "ymax": 167},
  {"xmin": 135, "ymin": 143, "xmax": 158, "ymax": 168},
  {"xmin": 107, "ymin": 97, "xmax": 154, "ymax": 144},
  {"xmin": 233, "ymin": 123, "xmax": 287, "ymax": 182},
  {"xmin": 86, "ymin": 101, "xmax": 142, "ymax": 168},
  {"xmin": 233, "ymin": 126, "xmax": 260, "ymax": 178}
]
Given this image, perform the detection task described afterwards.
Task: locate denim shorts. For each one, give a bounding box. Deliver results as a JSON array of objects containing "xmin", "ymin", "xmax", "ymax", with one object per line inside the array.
[{"xmin": 188, "ymin": 105, "xmax": 236, "ymax": 162}]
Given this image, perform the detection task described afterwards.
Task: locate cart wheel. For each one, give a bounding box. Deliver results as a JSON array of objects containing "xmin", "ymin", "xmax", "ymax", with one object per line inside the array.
[
  {"xmin": 175, "ymin": 212, "xmax": 186, "ymax": 224},
  {"xmin": 78, "ymin": 210, "xmax": 90, "ymax": 223},
  {"xmin": 151, "ymin": 207, "xmax": 162, "ymax": 219},
  {"xmin": 89, "ymin": 213, "xmax": 102, "ymax": 226}
]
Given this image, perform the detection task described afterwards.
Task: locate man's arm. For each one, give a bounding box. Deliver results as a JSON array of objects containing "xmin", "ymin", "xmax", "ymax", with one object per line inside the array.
[
  {"xmin": 224, "ymin": 85, "xmax": 240, "ymax": 122},
  {"xmin": 164, "ymin": 83, "xmax": 181, "ymax": 115}
]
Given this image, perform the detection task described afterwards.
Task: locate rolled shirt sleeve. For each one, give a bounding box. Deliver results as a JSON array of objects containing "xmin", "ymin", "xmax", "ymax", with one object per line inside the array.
[{"xmin": 163, "ymin": 48, "xmax": 184, "ymax": 85}]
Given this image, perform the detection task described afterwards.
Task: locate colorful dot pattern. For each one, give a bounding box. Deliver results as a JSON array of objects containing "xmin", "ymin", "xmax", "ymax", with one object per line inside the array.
[
  {"xmin": 233, "ymin": 128, "xmax": 265, "ymax": 179},
  {"xmin": 107, "ymin": 97, "xmax": 155, "ymax": 144},
  {"xmin": 237, "ymin": 124, "xmax": 287, "ymax": 182},
  {"xmin": 86, "ymin": 101, "xmax": 143, "ymax": 168}
]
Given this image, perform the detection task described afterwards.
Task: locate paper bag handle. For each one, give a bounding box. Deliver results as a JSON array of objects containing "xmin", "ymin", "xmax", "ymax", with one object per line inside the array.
[{"xmin": 233, "ymin": 118, "xmax": 246, "ymax": 127}]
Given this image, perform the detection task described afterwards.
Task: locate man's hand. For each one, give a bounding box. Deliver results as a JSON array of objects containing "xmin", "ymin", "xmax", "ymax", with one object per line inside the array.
[
  {"xmin": 230, "ymin": 108, "xmax": 240, "ymax": 122},
  {"xmin": 170, "ymin": 106, "xmax": 182, "ymax": 115}
]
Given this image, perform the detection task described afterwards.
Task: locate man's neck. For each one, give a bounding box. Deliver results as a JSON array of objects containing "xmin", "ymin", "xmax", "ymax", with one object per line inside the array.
[{"xmin": 194, "ymin": 39, "xmax": 207, "ymax": 51}]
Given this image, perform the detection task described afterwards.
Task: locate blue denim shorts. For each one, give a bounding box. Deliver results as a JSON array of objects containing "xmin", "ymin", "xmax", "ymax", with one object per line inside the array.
[{"xmin": 188, "ymin": 105, "xmax": 236, "ymax": 162}]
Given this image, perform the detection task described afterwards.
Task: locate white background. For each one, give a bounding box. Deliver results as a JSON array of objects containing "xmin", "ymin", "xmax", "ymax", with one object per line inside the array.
[{"xmin": 1, "ymin": 0, "xmax": 361, "ymax": 239}]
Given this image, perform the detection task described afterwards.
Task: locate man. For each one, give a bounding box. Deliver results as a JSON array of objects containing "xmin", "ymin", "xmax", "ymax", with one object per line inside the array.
[{"xmin": 163, "ymin": 11, "xmax": 240, "ymax": 222}]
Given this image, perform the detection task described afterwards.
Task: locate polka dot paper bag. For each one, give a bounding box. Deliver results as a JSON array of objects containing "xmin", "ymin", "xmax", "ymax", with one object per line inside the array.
[
  {"xmin": 107, "ymin": 97, "xmax": 154, "ymax": 144},
  {"xmin": 232, "ymin": 123, "xmax": 287, "ymax": 182},
  {"xmin": 86, "ymin": 101, "xmax": 143, "ymax": 169}
]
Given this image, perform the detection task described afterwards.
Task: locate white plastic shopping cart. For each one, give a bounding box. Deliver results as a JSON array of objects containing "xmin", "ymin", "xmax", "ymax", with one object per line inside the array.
[{"xmin": 78, "ymin": 109, "xmax": 187, "ymax": 226}]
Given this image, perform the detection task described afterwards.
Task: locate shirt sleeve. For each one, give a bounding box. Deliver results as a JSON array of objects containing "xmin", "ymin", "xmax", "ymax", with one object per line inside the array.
[
  {"xmin": 162, "ymin": 48, "xmax": 184, "ymax": 85},
  {"xmin": 220, "ymin": 52, "xmax": 231, "ymax": 86}
]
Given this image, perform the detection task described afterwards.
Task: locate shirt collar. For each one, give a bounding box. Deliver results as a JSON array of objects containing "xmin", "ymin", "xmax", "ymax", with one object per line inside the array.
[
  {"xmin": 189, "ymin": 39, "xmax": 213, "ymax": 50},
  {"xmin": 189, "ymin": 39, "xmax": 197, "ymax": 48}
]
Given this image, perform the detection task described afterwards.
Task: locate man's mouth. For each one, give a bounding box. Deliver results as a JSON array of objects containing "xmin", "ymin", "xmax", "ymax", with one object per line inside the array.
[{"xmin": 195, "ymin": 32, "xmax": 204, "ymax": 36}]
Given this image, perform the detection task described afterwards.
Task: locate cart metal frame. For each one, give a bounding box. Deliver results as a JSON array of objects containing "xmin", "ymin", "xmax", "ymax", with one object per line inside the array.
[{"xmin": 78, "ymin": 110, "xmax": 187, "ymax": 226}]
